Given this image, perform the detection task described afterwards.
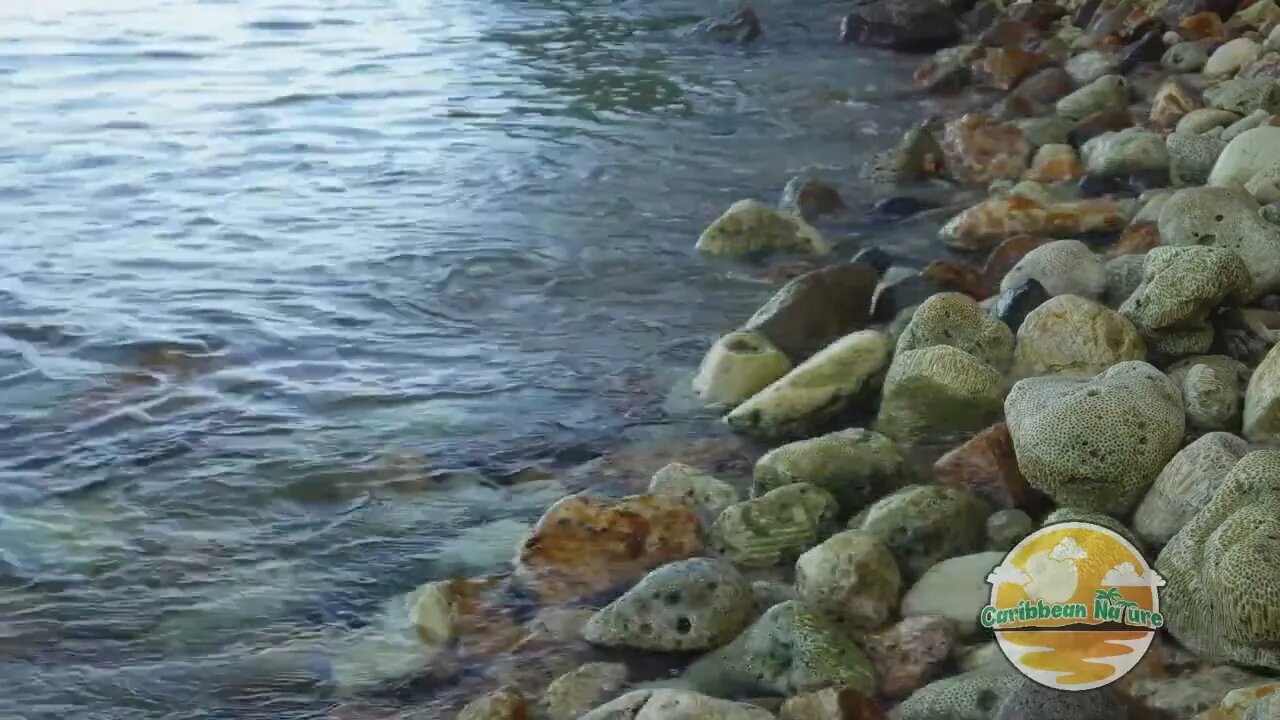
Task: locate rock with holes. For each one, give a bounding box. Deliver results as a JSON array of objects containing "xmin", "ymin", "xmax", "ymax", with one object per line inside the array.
[
  {"xmin": 648, "ymin": 463, "xmax": 739, "ymax": 526},
  {"xmin": 890, "ymin": 668, "xmax": 1021, "ymax": 720},
  {"xmin": 1119, "ymin": 246, "xmax": 1252, "ymax": 361},
  {"xmin": 711, "ymin": 483, "xmax": 839, "ymax": 569},
  {"xmin": 1157, "ymin": 450, "xmax": 1280, "ymax": 670},
  {"xmin": 1005, "ymin": 362, "xmax": 1185, "ymax": 515},
  {"xmin": 539, "ymin": 662, "xmax": 630, "ymax": 720},
  {"xmin": 1209, "ymin": 126, "xmax": 1280, "ymax": 189},
  {"xmin": 873, "ymin": 345, "xmax": 1005, "ymax": 445},
  {"xmin": 581, "ymin": 689, "xmax": 775, "ymax": 720},
  {"xmin": 1205, "ymin": 78, "xmax": 1280, "ymax": 116},
  {"xmin": 681, "ymin": 600, "xmax": 877, "ymax": 697},
  {"xmin": 987, "ymin": 509, "xmax": 1034, "ymax": 551},
  {"xmin": 1012, "ymin": 294, "xmax": 1146, "ymax": 379},
  {"xmin": 1158, "ymin": 186, "xmax": 1280, "ymax": 297},
  {"xmin": 852, "ymin": 484, "xmax": 988, "ymax": 581},
  {"xmin": 1056, "ymin": 74, "xmax": 1128, "ymax": 122},
  {"xmin": 994, "ymin": 679, "xmax": 1128, "ymax": 720},
  {"xmin": 1133, "ymin": 432, "xmax": 1248, "ymax": 548},
  {"xmin": 902, "ymin": 552, "xmax": 1007, "ymax": 639},
  {"xmin": 754, "ymin": 428, "xmax": 905, "ymax": 520},
  {"xmin": 696, "ymin": 199, "xmax": 830, "ymax": 257},
  {"xmin": 865, "ymin": 615, "xmax": 959, "ymax": 700},
  {"xmin": 999, "ymin": 239, "xmax": 1106, "ymax": 299},
  {"xmin": 583, "ymin": 558, "xmax": 754, "ymax": 652},
  {"xmin": 1169, "ymin": 131, "xmax": 1227, "ymax": 186},
  {"xmin": 895, "ymin": 292, "xmax": 1015, "ymax": 372},
  {"xmin": 693, "ymin": 330, "xmax": 793, "ymax": 407},
  {"xmin": 744, "ymin": 263, "xmax": 880, "ymax": 365},
  {"xmin": 1082, "ymin": 128, "xmax": 1169, "ymax": 177},
  {"xmin": 725, "ymin": 329, "xmax": 892, "ymax": 439},
  {"xmin": 795, "ymin": 529, "xmax": 902, "ymax": 631}
]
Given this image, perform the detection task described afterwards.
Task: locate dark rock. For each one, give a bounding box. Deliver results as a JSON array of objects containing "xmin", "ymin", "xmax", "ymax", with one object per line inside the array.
[
  {"xmin": 780, "ymin": 177, "xmax": 846, "ymax": 221},
  {"xmin": 699, "ymin": 6, "xmax": 764, "ymax": 44},
  {"xmin": 1118, "ymin": 28, "xmax": 1167, "ymax": 74},
  {"xmin": 995, "ymin": 678, "xmax": 1129, "ymax": 720},
  {"xmin": 1009, "ymin": 67, "xmax": 1074, "ymax": 107},
  {"xmin": 1079, "ymin": 173, "xmax": 1132, "ymax": 197},
  {"xmin": 1212, "ymin": 308, "xmax": 1276, "ymax": 367},
  {"xmin": 922, "ymin": 259, "xmax": 986, "ymax": 299},
  {"xmin": 870, "ymin": 196, "xmax": 937, "ymax": 223},
  {"xmin": 1009, "ymin": 0, "xmax": 1069, "ymax": 30},
  {"xmin": 1160, "ymin": 0, "xmax": 1243, "ymax": 25},
  {"xmin": 980, "ymin": 19, "xmax": 1038, "ymax": 48},
  {"xmin": 745, "ymin": 264, "xmax": 879, "ymax": 364},
  {"xmin": 949, "ymin": 0, "xmax": 981, "ymax": 17},
  {"xmin": 852, "ymin": 246, "xmax": 896, "ymax": 276},
  {"xmin": 1074, "ymin": 0, "xmax": 1105, "ymax": 28},
  {"xmin": 963, "ymin": 0, "xmax": 1003, "ymax": 33},
  {"xmin": 871, "ymin": 272, "xmax": 943, "ymax": 322},
  {"xmin": 841, "ymin": 0, "xmax": 961, "ymax": 52},
  {"xmin": 994, "ymin": 279, "xmax": 1050, "ymax": 332},
  {"xmin": 1127, "ymin": 168, "xmax": 1171, "ymax": 192}
]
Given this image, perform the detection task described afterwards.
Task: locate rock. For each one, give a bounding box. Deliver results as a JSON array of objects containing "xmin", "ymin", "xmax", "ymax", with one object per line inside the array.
[
  {"xmin": 754, "ymin": 428, "xmax": 905, "ymax": 519},
  {"xmin": 1104, "ymin": 252, "xmax": 1147, "ymax": 307},
  {"xmin": 1068, "ymin": 109, "xmax": 1136, "ymax": 149},
  {"xmin": 693, "ymin": 6, "xmax": 763, "ymax": 44},
  {"xmin": 1205, "ymin": 37, "xmax": 1264, "ymax": 77},
  {"xmin": 745, "ymin": 263, "xmax": 879, "ymax": 365},
  {"xmin": 725, "ymin": 329, "xmax": 891, "ymax": 439},
  {"xmin": 1066, "ymin": 49, "xmax": 1117, "ymax": 85},
  {"xmin": 1083, "ymin": 128, "xmax": 1170, "ymax": 177},
  {"xmin": 999, "ymin": 239, "xmax": 1106, "ymax": 300},
  {"xmin": 696, "ymin": 199, "xmax": 830, "ymax": 257},
  {"xmin": 901, "ymin": 552, "xmax": 1006, "ymax": 639},
  {"xmin": 871, "ymin": 196, "xmax": 938, "ymax": 223},
  {"xmin": 693, "ymin": 330, "xmax": 793, "ymax": 408},
  {"xmin": 681, "ymin": 600, "xmax": 877, "ymax": 697},
  {"xmin": 889, "ymin": 669, "xmax": 1021, "ymax": 720},
  {"xmin": 872, "ymin": 345, "xmax": 1005, "ymax": 445},
  {"xmin": 1118, "ymin": 27, "xmax": 1167, "ymax": 74},
  {"xmin": 955, "ymin": 642, "xmax": 1010, "ymax": 673},
  {"xmin": 941, "ymin": 195, "xmax": 1130, "ymax": 250},
  {"xmin": 1156, "ymin": 449, "xmax": 1280, "ymax": 670},
  {"xmin": 581, "ymin": 690, "xmax": 776, "ymax": 720},
  {"xmin": 1012, "ymin": 294, "xmax": 1146, "ymax": 379},
  {"xmin": 1131, "ymin": 665, "xmax": 1272, "ymax": 719},
  {"xmin": 1178, "ymin": 10, "xmax": 1228, "ymax": 39},
  {"xmin": 1025, "ymin": 143, "xmax": 1083, "ymax": 183},
  {"xmin": 795, "ymin": 529, "xmax": 902, "ymax": 631},
  {"xmin": 854, "ymin": 484, "xmax": 988, "ymax": 581},
  {"xmin": 1110, "ymin": 221, "xmax": 1161, "ymax": 260},
  {"xmin": 942, "ymin": 115, "xmax": 1031, "ymax": 184},
  {"xmin": 986, "ymin": 509, "xmax": 1034, "ymax": 551},
  {"xmin": 974, "ymin": 48, "xmax": 1052, "ymax": 91},
  {"xmin": 1014, "ymin": 115, "xmax": 1074, "ymax": 149},
  {"xmin": 865, "ymin": 616, "xmax": 959, "ymax": 700},
  {"xmin": 980, "ymin": 235, "xmax": 1051, "ymax": 295},
  {"xmin": 921, "ymin": 260, "xmax": 985, "ymax": 299},
  {"xmin": 1209, "ymin": 126, "xmax": 1280, "ymax": 188},
  {"xmin": 1205, "ymin": 78, "xmax": 1280, "ymax": 115},
  {"xmin": 840, "ymin": 0, "xmax": 961, "ymax": 52},
  {"xmin": 934, "ymin": 423, "xmax": 1038, "ymax": 510},
  {"xmin": 895, "ymin": 292, "xmax": 1015, "ymax": 371},
  {"xmin": 871, "ymin": 271, "xmax": 945, "ymax": 322},
  {"xmin": 1182, "ymin": 361, "xmax": 1244, "ymax": 431},
  {"xmin": 1150, "ymin": 79, "xmax": 1203, "ymax": 129},
  {"xmin": 852, "ymin": 246, "xmax": 896, "ymax": 276},
  {"xmin": 711, "ymin": 483, "xmax": 839, "ymax": 569},
  {"xmin": 1178, "ymin": 108, "xmax": 1242, "ymax": 135},
  {"xmin": 1119, "ymin": 245, "xmax": 1252, "ymax": 360},
  {"xmin": 1215, "ymin": 306, "xmax": 1280, "ymax": 365},
  {"xmin": 1222, "ymin": 109, "xmax": 1273, "ymax": 143},
  {"xmin": 780, "ymin": 686, "xmax": 887, "ymax": 720},
  {"xmin": 1241, "ymin": 341, "xmax": 1280, "ymax": 441},
  {"xmin": 583, "ymin": 558, "xmax": 754, "ymax": 651},
  {"xmin": 993, "ymin": 679, "xmax": 1128, "ymax": 720},
  {"xmin": 912, "ymin": 45, "xmax": 978, "ymax": 94},
  {"xmin": 977, "ymin": 18, "xmax": 1035, "ymax": 47},
  {"xmin": 781, "ymin": 177, "xmax": 845, "ymax": 221},
  {"xmin": 648, "ymin": 463, "xmax": 739, "ymax": 526},
  {"xmin": 1009, "ymin": 0, "xmax": 1067, "ymax": 29},
  {"xmin": 992, "ymin": 279, "xmax": 1051, "ymax": 332},
  {"xmin": 1246, "ymin": 165, "xmax": 1280, "ymax": 204},
  {"xmin": 1168, "ymin": 131, "xmax": 1227, "ymax": 186},
  {"xmin": 1133, "ymin": 431, "xmax": 1248, "ymax": 548},
  {"xmin": 1004, "ymin": 361, "xmax": 1186, "ymax": 515},
  {"xmin": 1039, "ymin": 506, "xmax": 1145, "ymax": 551},
  {"xmin": 1158, "ymin": 185, "xmax": 1280, "ymax": 296},
  {"xmin": 459, "ymin": 687, "xmax": 529, "ymax": 720},
  {"xmin": 890, "ymin": 126, "xmax": 947, "ymax": 183},
  {"xmin": 539, "ymin": 663, "xmax": 630, "ymax": 720},
  {"xmin": 1240, "ymin": 52, "xmax": 1280, "ymax": 80},
  {"xmin": 1056, "ymin": 74, "xmax": 1128, "ymax": 122},
  {"xmin": 1194, "ymin": 681, "xmax": 1280, "ymax": 720},
  {"xmin": 1162, "ymin": 41, "xmax": 1209, "ymax": 71}
]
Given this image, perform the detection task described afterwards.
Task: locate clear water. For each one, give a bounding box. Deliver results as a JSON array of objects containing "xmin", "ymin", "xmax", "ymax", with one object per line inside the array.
[{"xmin": 0, "ymin": 0, "xmax": 955, "ymax": 717}]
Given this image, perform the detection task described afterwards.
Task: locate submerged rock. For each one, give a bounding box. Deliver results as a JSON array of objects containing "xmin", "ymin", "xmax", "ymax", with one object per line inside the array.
[
  {"xmin": 853, "ymin": 484, "xmax": 988, "ymax": 581},
  {"xmin": 581, "ymin": 690, "xmax": 775, "ymax": 720},
  {"xmin": 873, "ymin": 345, "xmax": 1005, "ymax": 445},
  {"xmin": 795, "ymin": 529, "xmax": 902, "ymax": 631},
  {"xmin": 692, "ymin": 330, "xmax": 792, "ymax": 407},
  {"xmin": 1013, "ymin": 294, "xmax": 1146, "ymax": 379},
  {"xmin": 753, "ymin": 428, "xmax": 904, "ymax": 519},
  {"xmin": 744, "ymin": 263, "xmax": 879, "ymax": 364},
  {"xmin": 711, "ymin": 483, "xmax": 839, "ymax": 569},
  {"xmin": 458, "ymin": 687, "xmax": 529, "ymax": 720},
  {"xmin": 1025, "ymin": 143, "xmax": 1083, "ymax": 183},
  {"xmin": 840, "ymin": 0, "xmax": 961, "ymax": 52},
  {"xmin": 1056, "ymin": 74, "xmax": 1128, "ymax": 121},
  {"xmin": 696, "ymin": 199, "xmax": 830, "ymax": 257},
  {"xmin": 999, "ymin": 239, "xmax": 1106, "ymax": 299},
  {"xmin": 539, "ymin": 663, "xmax": 629, "ymax": 720},
  {"xmin": 1133, "ymin": 431, "xmax": 1248, "ymax": 548}
]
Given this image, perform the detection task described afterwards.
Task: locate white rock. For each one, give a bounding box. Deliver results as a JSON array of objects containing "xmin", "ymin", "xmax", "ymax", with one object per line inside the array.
[
  {"xmin": 692, "ymin": 330, "xmax": 792, "ymax": 407},
  {"xmin": 902, "ymin": 552, "xmax": 1007, "ymax": 639},
  {"xmin": 1204, "ymin": 38, "xmax": 1263, "ymax": 77},
  {"xmin": 1246, "ymin": 165, "xmax": 1280, "ymax": 205}
]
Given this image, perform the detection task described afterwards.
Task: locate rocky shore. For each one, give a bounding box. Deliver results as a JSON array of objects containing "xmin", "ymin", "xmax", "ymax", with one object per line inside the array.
[{"xmin": 340, "ymin": 1, "xmax": 1280, "ymax": 718}]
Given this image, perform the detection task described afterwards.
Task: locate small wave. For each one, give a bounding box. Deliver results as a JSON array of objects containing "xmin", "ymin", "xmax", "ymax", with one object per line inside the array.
[{"xmin": 243, "ymin": 20, "xmax": 314, "ymax": 32}]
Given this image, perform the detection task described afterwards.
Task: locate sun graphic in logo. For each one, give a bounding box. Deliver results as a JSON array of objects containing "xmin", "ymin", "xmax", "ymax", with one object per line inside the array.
[{"xmin": 980, "ymin": 521, "xmax": 1165, "ymax": 691}]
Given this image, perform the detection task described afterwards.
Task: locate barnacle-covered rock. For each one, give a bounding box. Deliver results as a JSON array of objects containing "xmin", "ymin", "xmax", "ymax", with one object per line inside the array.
[
  {"xmin": 795, "ymin": 529, "xmax": 902, "ymax": 631},
  {"xmin": 696, "ymin": 199, "xmax": 830, "ymax": 256},
  {"xmin": 1156, "ymin": 450, "xmax": 1280, "ymax": 670},
  {"xmin": 1012, "ymin": 294, "xmax": 1146, "ymax": 379},
  {"xmin": 1157, "ymin": 186, "xmax": 1280, "ymax": 297},
  {"xmin": 710, "ymin": 483, "xmax": 839, "ymax": 569},
  {"xmin": 853, "ymin": 484, "xmax": 988, "ymax": 581},
  {"xmin": 999, "ymin": 239, "xmax": 1106, "ymax": 300},
  {"xmin": 1005, "ymin": 361, "xmax": 1186, "ymax": 515},
  {"xmin": 873, "ymin": 345, "xmax": 1005, "ymax": 445},
  {"xmin": 895, "ymin": 292, "xmax": 1015, "ymax": 372},
  {"xmin": 1133, "ymin": 432, "xmax": 1248, "ymax": 548},
  {"xmin": 693, "ymin": 330, "xmax": 792, "ymax": 407},
  {"xmin": 753, "ymin": 428, "xmax": 904, "ymax": 519}
]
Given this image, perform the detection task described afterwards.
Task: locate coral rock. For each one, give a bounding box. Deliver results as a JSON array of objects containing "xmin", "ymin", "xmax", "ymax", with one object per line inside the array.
[
  {"xmin": 1133, "ymin": 431, "xmax": 1248, "ymax": 548},
  {"xmin": 711, "ymin": 483, "xmax": 839, "ymax": 569},
  {"xmin": 873, "ymin": 345, "xmax": 1005, "ymax": 445},
  {"xmin": 795, "ymin": 529, "xmax": 902, "ymax": 631},
  {"xmin": 539, "ymin": 663, "xmax": 629, "ymax": 720},
  {"xmin": 895, "ymin": 292, "xmax": 1015, "ymax": 372},
  {"xmin": 853, "ymin": 484, "xmax": 988, "ymax": 581},
  {"xmin": 696, "ymin": 199, "xmax": 830, "ymax": 257},
  {"xmin": 754, "ymin": 428, "xmax": 905, "ymax": 519},
  {"xmin": 979, "ymin": 234, "xmax": 1051, "ymax": 295}
]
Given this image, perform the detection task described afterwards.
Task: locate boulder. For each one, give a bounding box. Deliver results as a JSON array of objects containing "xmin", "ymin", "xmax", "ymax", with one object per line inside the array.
[
  {"xmin": 696, "ymin": 199, "xmax": 830, "ymax": 256},
  {"xmin": 853, "ymin": 484, "xmax": 988, "ymax": 581},
  {"xmin": 840, "ymin": 0, "xmax": 961, "ymax": 52},
  {"xmin": 711, "ymin": 483, "xmax": 839, "ymax": 569},
  {"xmin": 745, "ymin": 263, "xmax": 879, "ymax": 365},
  {"xmin": 865, "ymin": 615, "xmax": 959, "ymax": 700},
  {"xmin": 780, "ymin": 177, "xmax": 846, "ymax": 221},
  {"xmin": 1039, "ymin": 506, "xmax": 1145, "ymax": 550},
  {"xmin": 581, "ymin": 690, "xmax": 775, "ymax": 720},
  {"xmin": 1004, "ymin": 361, "xmax": 1186, "ymax": 515},
  {"xmin": 986, "ymin": 509, "xmax": 1034, "ymax": 551},
  {"xmin": 873, "ymin": 345, "xmax": 1005, "ymax": 445},
  {"xmin": 1133, "ymin": 432, "xmax": 1248, "ymax": 548},
  {"xmin": 1209, "ymin": 126, "xmax": 1280, "ymax": 188},
  {"xmin": 693, "ymin": 330, "xmax": 792, "ymax": 407},
  {"xmin": 1157, "ymin": 186, "xmax": 1280, "ymax": 296},
  {"xmin": 1168, "ymin": 131, "xmax": 1227, "ymax": 186},
  {"xmin": 1014, "ymin": 115, "xmax": 1074, "ymax": 149},
  {"xmin": 940, "ymin": 196, "xmax": 1132, "ymax": 249},
  {"xmin": 934, "ymin": 423, "xmax": 1039, "ymax": 510},
  {"xmin": 942, "ymin": 114, "xmax": 1032, "ymax": 184},
  {"xmin": 754, "ymin": 428, "xmax": 905, "ymax": 519},
  {"xmin": 648, "ymin": 463, "xmax": 739, "ymax": 526},
  {"xmin": 1082, "ymin": 127, "xmax": 1170, "ymax": 177},
  {"xmin": 539, "ymin": 663, "xmax": 630, "ymax": 720},
  {"xmin": 583, "ymin": 558, "xmax": 754, "ymax": 651},
  {"xmin": 1204, "ymin": 37, "xmax": 1263, "ymax": 77},
  {"xmin": 999, "ymin": 239, "xmax": 1106, "ymax": 300},
  {"xmin": 901, "ymin": 552, "xmax": 1007, "ymax": 638},
  {"xmin": 890, "ymin": 669, "xmax": 1021, "ymax": 720},
  {"xmin": 895, "ymin": 292, "xmax": 1015, "ymax": 371},
  {"xmin": 795, "ymin": 529, "xmax": 903, "ymax": 630},
  {"xmin": 1012, "ymin": 294, "xmax": 1146, "ymax": 379},
  {"xmin": 1162, "ymin": 41, "xmax": 1209, "ymax": 72},
  {"xmin": 1056, "ymin": 74, "xmax": 1128, "ymax": 121},
  {"xmin": 994, "ymin": 679, "xmax": 1128, "ymax": 720},
  {"xmin": 1204, "ymin": 78, "xmax": 1280, "ymax": 115}
]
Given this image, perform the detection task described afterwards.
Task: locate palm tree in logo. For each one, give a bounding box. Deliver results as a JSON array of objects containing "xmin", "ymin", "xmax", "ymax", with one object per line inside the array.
[{"xmin": 1094, "ymin": 587, "xmax": 1123, "ymax": 604}]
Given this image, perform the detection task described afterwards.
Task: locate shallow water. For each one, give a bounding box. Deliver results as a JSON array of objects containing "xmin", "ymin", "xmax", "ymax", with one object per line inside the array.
[{"xmin": 1, "ymin": 0, "xmax": 958, "ymax": 717}]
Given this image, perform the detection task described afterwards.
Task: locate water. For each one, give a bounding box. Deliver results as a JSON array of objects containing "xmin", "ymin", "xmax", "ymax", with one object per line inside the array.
[{"xmin": 0, "ymin": 0, "xmax": 954, "ymax": 717}]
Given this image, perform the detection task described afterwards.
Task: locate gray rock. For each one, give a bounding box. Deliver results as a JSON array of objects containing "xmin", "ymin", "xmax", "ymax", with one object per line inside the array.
[
  {"xmin": 873, "ymin": 345, "xmax": 1005, "ymax": 445},
  {"xmin": 649, "ymin": 463, "xmax": 740, "ymax": 526},
  {"xmin": 1168, "ymin": 131, "xmax": 1226, "ymax": 186},
  {"xmin": 696, "ymin": 199, "xmax": 830, "ymax": 256},
  {"xmin": 1222, "ymin": 109, "xmax": 1273, "ymax": 144},
  {"xmin": 1041, "ymin": 506, "xmax": 1145, "ymax": 552},
  {"xmin": 581, "ymin": 690, "xmax": 775, "ymax": 720},
  {"xmin": 999, "ymin": 239, "xmax": 1106, "ymax": 299},
  {"xmin": 1066, "ymin": 50, "xmax": 1116, "ymax": 85},
  {"xmin": 1082, "ymin": 127, "xmax": 1169, "ymax": 176},
  {"xmin": 753, "ymin": 428, "xmax": 904, "ymax": 519},
  {"xmin": 854, "ymin": 484, "xmax": 988, "ymax": 581},
  {"xmin": 1175, "ymin": 108, "xmax": 1240, "ymax": 135},
  {"xmin": 1056, "ymin": 74, "xmax": 1128, "ymax": 121},
  {"xmin": 890, "ymin": 669, "xmax": 1021, "ymax": 720},
  {"xmin": 1014, "ymin": 116, "xmax": 1074, "ymax": 149},
  {"xmin": 1161, "ymin": 41, "xmax": 1208, "ymax": 72},
  {"xmin": 1209, "ymin": 126, "xmax": 1280, "ymax": 189},
  {"xmin": 1204, "ymin": 78, "xmax": 1280, "ymax": 116},
  {"xmin": 1133, "ymin": 432, "xmax": 1248, "ymax": 548},
  {"xmin": 1104, "ymin": 253, "xmax": 1146, "ymax": 308},
  {"xmin": 986, "ymin": 509, "xmax": 1034, "ymax": 551},
  {"xmin": 994, "ymin": 678, "xmax": 1128, "ymax": 720},
  {"xmin": 710, "ymin": 483, "xmax": 839, "ymax": 569},
  {"xmin": 1157, "ymin": 185, "xmax": 1280, "ymax": 297},
  {"xmin": 779, "ymin": 176, "xmax": 845, "ymax": 221},
  {"xmin": 1127, "ymin": 664, "xmax": 1272, "ymax": 719},
  {"xmin": 795, "ymin": 529, "xmax": 902, "ymax": 631},
  {"xmin": 1244, "ymin": 342, "xmax": 1280, "ymax": 442},
  {"xmin": 901, "ymin": 552, "xmax": 1006, "ymax": 639}
]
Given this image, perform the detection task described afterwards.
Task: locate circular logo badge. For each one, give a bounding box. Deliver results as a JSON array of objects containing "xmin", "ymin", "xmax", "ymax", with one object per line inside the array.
[{"xmin": 980, "ymin": 521, "xmax": 1165, "ymax": 691}]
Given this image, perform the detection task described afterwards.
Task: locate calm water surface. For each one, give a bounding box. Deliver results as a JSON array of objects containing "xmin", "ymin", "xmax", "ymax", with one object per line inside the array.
[{"xmin": 0, "ymin": 0, "xmax": 950, "ymax": 716}]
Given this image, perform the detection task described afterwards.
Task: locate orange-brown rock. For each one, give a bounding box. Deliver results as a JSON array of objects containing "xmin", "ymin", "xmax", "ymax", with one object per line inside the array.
[
  {"xmin": 921, "ymin": 259, "xmax": 987, "ymax": 299},
  {"xmin": 974, "ymin": 47, "xmax": 1053, "ymax": 91},
  {"xmin": 1026, "ymin": 144, "xmax": 1084, "ymax": 183},
  {"xmin": 981, "ymin": 234, "xmax": 1052, "ymax": 295},
  {"xmin": 934, "ymin": 423, "xmax": 1041, "ymax": 510},
  {"xmin": 458, "ymin": 687, "xmax": 529, "ymax": 720},
  {"xmin": 514, "ymin": 494, "xmax": 703, "ymax": 602},
  {"xmin": 1180, "ymin": 11, "xmax": 1226, "ymax": 40},
  {"xmin": 1193, "ymin": 681, "xmax": 1280, "ymax": 719},
  {"xmin": 1108, "ymin": 221, "xmax": 1161, "ymax": 258},
  {"xmin": 940, "ymin": 195, "xmax": 1131, "ymax": 250},
  {"xmin": 863, "ymin": 616, "xmax": 959, "ymax": 700},
  {"xmin": 1150, "ymin": 79, "xmax": 1203, "ymax": 129},
  {"xmin": 779, "ymin": 686, "xmax": 887, "ymax": 720},
  {"xmin": 979, "ymin": 19, "xmax": 1038, "ymax": 48},
  {"xmin": 941, "ymin": 114, "xmax": 1031, "ymax": 184}
]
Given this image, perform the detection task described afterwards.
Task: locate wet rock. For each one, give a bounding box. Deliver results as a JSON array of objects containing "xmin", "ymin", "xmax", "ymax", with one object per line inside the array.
[
  {"xmin": 853, "ymin": 484, "xmax": 988, "ymax": 581},
  {"xmin": 1068, "ymin": 108, "xmax": 1135, "ymax": 148},
  {"xmin": 921, "ymin": 259, "xmax": 986, "ymax": 299},
  {"xmin": 986, "ymin": 509, "xmax": 1034, "ymax": 550},
  {"xmin": 1205, "ymin": 37, "xmax": 1264, "ymax": 76},
  {"xmin": 694, "ymin": 6, "xmax": 764, "ymax": 44},
  {"xmin": 901, "ymin": 552, "xmax": 1006, "ymax": 639},
  {"xmin": 980, "ymin": 234, "xmax": 1051, "ymax": 295},
  {"xmin": 745, "ymin": 264, "xmax": 879, "ymax": 365},
  {"xmin": 865, "ymin": 616, "xmax": 959, "ymax": 700},
  {"xmin": 696, "ymin": 199, "xmax": 830, "ymax": 257},
  {"xmin": 942, "ymin": 114, "xmax": 1031, "ymax": 184},
  {"xmin": 870, "ymin": 196, "xmax": 936, "ymax": 222},
  {"xmin": 940, "ymin": 195, "xmax": 1132, "ymax": 249},
  {"xmin": 1082, "ymin": 127, "xmax": 1170, "ymax": 177},
  {"xmin": 754, "ymin": 428, "xmax": 905, "ymax": 520},
  {"xmin": 912, "ymin": 45, "xmax": 979, "ymax": 94},
  {"xmin": 994, "ymin": 679, "xmax": 1127, "ymax": 720},
  {"xmin": 934, "ymin": 423, "xmax": 1038, "ymax": 511},
  {"xmin": 978, "ymin": 18, "xmax": 1037, "ymax": 48},
  {"xmin": 1177, "ymin": 107, "xmax": 1242, "ymax": 134},
  {"xmin": 840, "ymin": 0, "xmax": 961, "ymax": 52},
  {"xmin": 999, "ymin": 239, "xmax": 1106, "ymax": 299},
  {"xmin": 725, "ymin": 330, "xmax": 891, "ymax": 439},
  {"xmin": 583, "ymin": 558, "xmax": 754, "ymax": 651},
  {"xmin": 866, "ymin": 125, "xmax": 948, "ymax": 183},
  {"xmin": 1009, "ymin": 0, "xmax": 1068, "ymax": 30},
  {"xmin": 871, "ymin": 271, "xmax": 944, "ymax": 322},
  {"xmin": 692, "ymin": 330, "xmax": 792, "ymax": 408},
  {"xmin": 1119, "ymin": 245, "xmax": 1252, "ymax": 361},
  {"xmin": 711, "ymin": 483, "xmax": 839, "ymax": 569},
  {"xmin": 1118, "ymin": 27, "xmax": 1167, "ymax": 74},
  {"xmin": 1205, "ymin": 77, "xmax": 1280, "ymax": 115},
  {"xmin": 992, "ymin": 279, "xmax": 1050, "ymax": 332},
  {"xmin": 1168, "ymin": 131, "xmax": 1227, "ymax": 186},
  {"xmin": 539, "ymin": 663, "xmax": 629, "ymax": 720},
  {"xmin": 459, "ymin": 687, "xmax": 528, "ymax": 720},
  {"xmin": 648, "ymin": 463, "xmax": 739, "ymax": 527},
  {"xmin": 851, "ymin": 245, "xmax": 894, "ymax": 276},
  {"xmin": 1133, "ymin": 431, "xmax": 1248, "ymax": 547},
  {"xmin": 1179, "ymin": 10, "xmax": 1228, "ymax": 40},
  {"xmin": 780, "ymin": 177, "xmax": 846, "ymax": 221},
  {"xmin": 681, "ymin": 600, "xmax": 877, "ymax": 697},
  {"xmin": 1162, "ymin": 40, "xmax": 1209, "ymax": 71},
  {"xmin": 1194, "ymin": 680, "xmax": 1280, "ymax": 720},
  {"xmin": 581, "ymin": 690, "xmax": 775, "ymax": 720},
  {"xmin": 1109, "ymin": 221, "xmax": 1161, "ymax": 259},
  {"xmin": 515, "ymin": 494, "xmax": 703, "ymax": 602},
  {"xmin": 974, "ymin": 48, "xmax": 1052, "ymax": 90},
  {"xmin": 1209, "ymin": 126, "xmax": 1280, "ymax": 188},
  {"xmin": 1005, "ymin": 361, "xmax": 1186, "ymax": 515},
  {"xmin": 1129, "ymin": 665, "xmax": 1271, "ymax": 719},
  {"xmin": 1150, "ymin": 78, "xmax": 1202, "ymax": 129},
  {"xmin": 1013, "ymin": 294, "xmax": 1146, "ymax": 379},
  {"xmin": 1013, "ymin": 115, "xmax": 1074, "ymax": 148},
  {"xmin": 1025, "ymin": 143, "xmax": 1083, "ymax": 183},
  {"xmin": 1158, "ymin": 185, "xmax": 1280, "ymax": 296},
  {"xmin": 1057, "ymin": 74, "xmax": 1128, "ymax": 122},
  {"xmin": 1157, "ymin": 449, "xmax": 1280, "ymax": 670},
  {"xmin": 795, "ymin": 529, "xmax": 902, "ymax": 631},
  {"xmin": 779, "ymin": 686, "xmax": 886, "ymax": 720},
  {"xmin": 890, "ymin": 669, "xmax": 1021, "ymax": 720},
  {"xmin": 895, "ymin": 292, "xmax": 1015, "ymax": 371},
  {"xmin": 872, "ymin": 345, "xmax": 1005, "ymax": 445}
]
